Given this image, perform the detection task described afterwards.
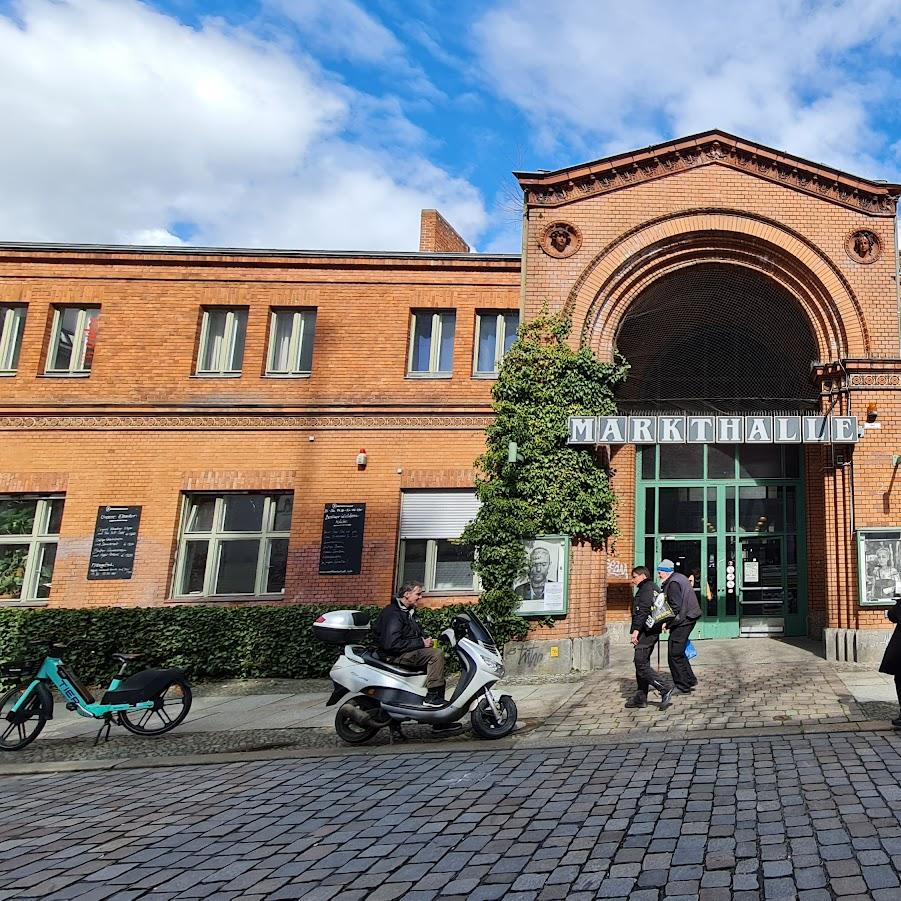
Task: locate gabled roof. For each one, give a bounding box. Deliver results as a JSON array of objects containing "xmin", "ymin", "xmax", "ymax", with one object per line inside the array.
[{"xmin": 514, "ymin": 129, "xmax": 901, "ymax": 216}]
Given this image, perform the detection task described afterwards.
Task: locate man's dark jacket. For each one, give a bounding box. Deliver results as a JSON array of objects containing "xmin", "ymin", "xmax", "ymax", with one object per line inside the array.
[
  {"xmin": 663, "ymin": 571, "xmax": 702, "ymax": 625},
  {"xmin": 373, "ymin": 598, "xmax": 425, "ymax": 656},
  {"xmin": 631, "ymin": 577, "xmax": 663, "ymax": 634},
  {"xmin": 878, "ymin": 600, "xmax": 901, "ymax": 676}
]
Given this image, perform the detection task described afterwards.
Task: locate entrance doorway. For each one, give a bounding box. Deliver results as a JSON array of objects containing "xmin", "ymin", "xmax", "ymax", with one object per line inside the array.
[{"xmin": 635, "ymin": 444, "xmax": 806, "ymax": 638}]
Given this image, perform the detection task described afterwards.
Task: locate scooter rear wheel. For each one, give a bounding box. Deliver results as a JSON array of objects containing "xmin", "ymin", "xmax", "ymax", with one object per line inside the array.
[
  {"xmin": 335, "ymin": 697, "xmax": 380, "ymax": 744},
  {"xmin": 470, "ymin": 695, "xmax": 517, "ymax": 739},
  {"xmin": 119, "ymin": 676, "xmax": 192, "ymax": 736}
]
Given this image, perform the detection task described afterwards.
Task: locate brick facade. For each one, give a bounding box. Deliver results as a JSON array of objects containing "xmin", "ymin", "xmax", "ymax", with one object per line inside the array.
[{"xmin": 2, "ymin": 128, "xmax": 900, "ymax": 659}]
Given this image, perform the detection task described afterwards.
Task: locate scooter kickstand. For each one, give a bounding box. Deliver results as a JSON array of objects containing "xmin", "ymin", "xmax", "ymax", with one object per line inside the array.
[
  {"xmin": 93, "ymin": 714, "xmax": 113, "ymax": 747},
  {"xmin": 388, "ymin": 722, "xmax": 406, "ymax": 744}
]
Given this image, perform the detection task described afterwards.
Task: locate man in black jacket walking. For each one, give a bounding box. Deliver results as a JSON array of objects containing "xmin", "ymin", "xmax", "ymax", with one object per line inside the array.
[
  {"xmin": 626, "ymin": 566, "xmax": 674, "ymax": 709},
  {"xmin": 373, "ymin": 581, "xmax": 446, "ymax": 706},
  {"xmin": 658, "ymin": 559, "xmax": 702, "ymax": 693}
]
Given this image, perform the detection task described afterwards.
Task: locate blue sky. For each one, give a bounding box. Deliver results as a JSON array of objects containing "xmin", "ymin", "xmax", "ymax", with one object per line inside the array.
[{"xmin": 2, "ymin": 0, "xmax": 901, "ymax": 252}]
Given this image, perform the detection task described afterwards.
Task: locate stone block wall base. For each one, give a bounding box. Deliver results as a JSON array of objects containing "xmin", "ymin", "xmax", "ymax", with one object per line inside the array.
[
  {"xmin": 825, "ymin": 627, "xmax": 891, "ymax": 665},
  {"xmin": 503, "ymin": 635, "xmax": 610, "ymax": 676}
]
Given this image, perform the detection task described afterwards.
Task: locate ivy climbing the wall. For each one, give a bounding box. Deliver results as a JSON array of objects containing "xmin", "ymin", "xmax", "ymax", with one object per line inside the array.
[{"xmin": 461, "ymin": 309, "xmax": 628, "ymax": 639}]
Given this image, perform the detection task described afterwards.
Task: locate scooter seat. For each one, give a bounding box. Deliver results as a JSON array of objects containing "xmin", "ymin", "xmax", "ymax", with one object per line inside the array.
[{"xmin": 360, "ymin": 649, "xmax": 427, "ymax": 677}]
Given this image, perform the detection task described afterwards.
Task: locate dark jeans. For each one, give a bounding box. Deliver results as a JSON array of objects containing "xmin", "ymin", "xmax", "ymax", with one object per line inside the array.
[
  {"xmin": 634, "ymin": 632, "xmax": 666, "ymax": 700},
  {"xmin": 896, "ymin": 674, "xmax": 901, "ymax": 708},
  {"xmin": 667, "ymin": 619, "xmax": 698, "ymax": 691},
  {"xmin": 389, "ymin": 647, "xmax": 445, "ymax": 689}
]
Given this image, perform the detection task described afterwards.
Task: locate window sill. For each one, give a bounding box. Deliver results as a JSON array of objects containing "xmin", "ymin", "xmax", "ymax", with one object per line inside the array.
[
  {"xmin": 264, "ymin": 372, "xmax": 312, "ymax": 379},
  {"xmin": 423, "ymin": 589, "xmax": 481, "ymax": 597},
  {"xmin": 41, "ymin": 371, "xmax": 91, "ymax": 378},
  {"xmin": 165, "ymin": 593, "xmax": 286, "ymax": 604},
  {"xmin": 405, "ymin": 372, "xmax": 453, "ymax": 379},
  {"xmin": 471, "ymin": 372, "xmax": 499, "ymax": 380},
  {"xmin": 191, "ymin": 372, "xmax": 242, "ymax": 379},
  {"xmin": 0, "ymin": 371, "xmax": 16, "ymax": 377},
  {"xmin": 0, "ymin": 599, "xmax": 49, "ymax": 608}
]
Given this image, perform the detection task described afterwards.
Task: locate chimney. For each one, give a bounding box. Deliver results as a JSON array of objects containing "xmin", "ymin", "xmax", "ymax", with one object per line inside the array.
[{"xmin": 419, "ymin": 209, "xmax": 470, "ymax": 253}]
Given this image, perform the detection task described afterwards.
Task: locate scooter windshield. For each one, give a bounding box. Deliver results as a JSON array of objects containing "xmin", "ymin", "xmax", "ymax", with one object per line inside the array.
[{"xmin": 465, "ymin": 612, "xmax": 498, "ymax": 649}]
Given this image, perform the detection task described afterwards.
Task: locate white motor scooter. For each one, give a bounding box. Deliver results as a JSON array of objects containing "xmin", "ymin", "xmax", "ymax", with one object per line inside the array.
[{"xmin": 312, "ymin": 610, "xmax": 517, "ymax": 744}]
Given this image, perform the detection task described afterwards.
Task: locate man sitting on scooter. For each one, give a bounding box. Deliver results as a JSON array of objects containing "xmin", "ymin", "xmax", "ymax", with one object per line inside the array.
[{"xmin": 374, "ymin": 580, "xmax": 446, "ymax": 707}]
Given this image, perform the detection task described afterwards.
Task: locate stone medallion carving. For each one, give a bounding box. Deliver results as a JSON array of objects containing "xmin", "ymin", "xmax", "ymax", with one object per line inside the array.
[
  {"xmin": 540, "ymin": 221, "xmax": 582, "ymax": 258},
  {"xmin": 845, "ymin": 229, "xmax": 882, "ymax": 264}
]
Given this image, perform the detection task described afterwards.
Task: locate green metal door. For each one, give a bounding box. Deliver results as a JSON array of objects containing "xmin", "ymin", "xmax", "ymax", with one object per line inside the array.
[{"xmin": 635, "ymin": 444, "xmax": 807, "ymax": 639}]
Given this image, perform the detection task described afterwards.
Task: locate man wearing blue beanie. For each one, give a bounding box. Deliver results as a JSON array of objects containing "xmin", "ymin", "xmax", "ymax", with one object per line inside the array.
[{"xmin": 657, "ymin": 559, "xmax": 702, "ymax": 693}]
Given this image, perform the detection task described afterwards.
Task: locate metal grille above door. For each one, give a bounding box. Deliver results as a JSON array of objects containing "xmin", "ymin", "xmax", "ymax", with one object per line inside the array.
[{"xmin": 615, "ymin": 263, "xmax": 820, "ymax": 413}]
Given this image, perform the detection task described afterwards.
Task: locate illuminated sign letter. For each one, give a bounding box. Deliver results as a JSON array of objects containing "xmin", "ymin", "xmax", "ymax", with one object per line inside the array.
[
  {"xmin": 802, "ymin": 417, "xmax": 830, "ymax": 443},
  {"xmin": 716, "ymin": 417, "xmax": 744, "ymax": 443},
  {"xmin": 686, "ymin": 416, "xmax": 715, "ymax": 443},
  {"xmin": 568, "ymin": 416, "xmax": 598, "ymax": 444},
  {"xmin": 745, "ymin": 416, "xmax": 773, "ymax": 443},
  {"xmin": 774, "ymin": 416, "xmax": 801, "ymax": 443},
  {"xmin": 658, "ymin": 417, "xmax": 686, "ymax": 443},
  {"xmin": 628, "ymin": 417, "xmax": 656, "ymax": 443},
  {"xmin": 597, "ymin": 417, "xmax": 627, "ymax": 443}
]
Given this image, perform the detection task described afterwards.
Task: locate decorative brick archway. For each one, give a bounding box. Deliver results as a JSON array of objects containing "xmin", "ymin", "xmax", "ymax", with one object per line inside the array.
[{"xmin": 566, "ymin": 209, "xmax": 869, "ymax": 361}]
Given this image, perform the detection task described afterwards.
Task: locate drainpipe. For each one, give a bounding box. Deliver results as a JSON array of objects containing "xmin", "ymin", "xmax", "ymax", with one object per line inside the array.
[{"xmin": 896, "ymin": 206, "xmax": 901, "ymax": 354}]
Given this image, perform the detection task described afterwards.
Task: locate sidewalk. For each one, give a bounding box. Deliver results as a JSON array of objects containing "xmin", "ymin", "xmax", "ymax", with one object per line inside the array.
[{"xmin": 1, "ymin": 638, "xmax": 897, "ymax": 772}]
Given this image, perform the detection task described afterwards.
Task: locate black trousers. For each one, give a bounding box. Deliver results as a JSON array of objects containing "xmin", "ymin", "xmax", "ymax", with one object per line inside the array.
[
  {"xmin": 895, "ymin": 674, "xmax": 901, "ymax": 708},
  {"xmin": 634, "ymin": 632, "xmax": 666, "ymax": 699},
  {"xmin": 667, "ymin": 619, "xmax": 698, "ymax": 691}
]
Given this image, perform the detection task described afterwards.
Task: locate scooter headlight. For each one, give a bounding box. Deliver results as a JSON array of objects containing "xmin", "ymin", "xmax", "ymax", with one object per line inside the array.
[{"xmin": 482, "ymin": 657, "xmax": 505, "ymax": 677}]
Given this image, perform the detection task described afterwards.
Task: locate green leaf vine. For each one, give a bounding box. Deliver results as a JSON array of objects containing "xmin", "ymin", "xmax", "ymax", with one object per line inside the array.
[{"xmin": 461, "ymin": 308, "xmax": 628, "ymax": 638}]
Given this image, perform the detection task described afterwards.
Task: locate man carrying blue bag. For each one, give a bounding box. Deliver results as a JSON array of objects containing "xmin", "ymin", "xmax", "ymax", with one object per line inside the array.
[{"xmin": 657, "ymin": 559, "xmax": 702, "ymax": 693}]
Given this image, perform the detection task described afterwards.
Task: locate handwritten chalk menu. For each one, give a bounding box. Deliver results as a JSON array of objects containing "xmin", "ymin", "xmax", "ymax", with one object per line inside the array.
[
  {"xmin": 318, "ymin": 503, "xmax": 366, "ymax": 575},
  {"xmin": 87, "ymin": 506, "xmax": 142, "ymax": 580}
]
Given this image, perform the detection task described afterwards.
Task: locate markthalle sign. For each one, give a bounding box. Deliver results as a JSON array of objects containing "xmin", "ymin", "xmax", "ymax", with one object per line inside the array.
[{"xmin": 567, "ymin": 414, "xmax": 858, "ymax": 445}]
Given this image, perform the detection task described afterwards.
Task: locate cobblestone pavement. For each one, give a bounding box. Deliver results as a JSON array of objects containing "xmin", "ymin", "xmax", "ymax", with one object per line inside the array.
[
  {"xmin": 2, "ymin": 729, "xmax": 901, "ymax": 900},
  {"xmin": 522, "ymin": 639, "xmax": 881, "ymax": 745}
]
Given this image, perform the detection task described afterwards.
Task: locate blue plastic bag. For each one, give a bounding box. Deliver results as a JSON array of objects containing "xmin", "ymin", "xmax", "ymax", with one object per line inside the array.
[{"xmin": 685, "ymin": 639, "xmax": 698, "ymax": 660}]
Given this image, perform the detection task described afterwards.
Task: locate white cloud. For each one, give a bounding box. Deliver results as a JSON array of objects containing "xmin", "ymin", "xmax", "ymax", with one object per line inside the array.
[
  {"xmin": 0, "ymin": 0, "xmax": 486, "ymax": 250},
  {"xmin": 473, "ymin": 0, "xmax": 901, "ymax": 178}
]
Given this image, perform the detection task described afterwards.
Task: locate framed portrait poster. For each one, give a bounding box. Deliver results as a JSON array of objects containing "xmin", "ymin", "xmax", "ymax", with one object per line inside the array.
[
  {"xmin": 856, "ymin": 528, "xmax": 901, "ymax": 606},
  {"xmin": 513, "ymin": 534, "xmax": 570, "ymax": 616}
]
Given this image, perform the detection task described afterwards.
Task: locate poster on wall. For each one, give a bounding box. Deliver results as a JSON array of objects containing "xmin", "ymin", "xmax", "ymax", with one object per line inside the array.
[
  {"xmin": 514, "ymin": 535, "xmax": 570, "ymax": 616},
  {"xmin": 856, "ymin": 528, "xmax": 901, "ymax": 606}
]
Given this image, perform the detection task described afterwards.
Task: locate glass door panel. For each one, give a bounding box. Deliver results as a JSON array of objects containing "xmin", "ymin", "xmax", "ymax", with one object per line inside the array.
[{"xmin": 739, "ymin": 536, "xmax": 785, "ymax": 635}]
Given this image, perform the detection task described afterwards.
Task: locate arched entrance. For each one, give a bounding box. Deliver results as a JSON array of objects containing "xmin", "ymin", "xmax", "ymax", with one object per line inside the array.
[{"xmin": 615, "ymin": 261, "xmax": 821, "ymax": 638}]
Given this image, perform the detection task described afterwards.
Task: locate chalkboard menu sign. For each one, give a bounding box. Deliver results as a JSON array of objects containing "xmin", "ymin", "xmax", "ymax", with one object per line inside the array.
[
  {"xmin": 319, "ymin": 503, "xmax": 366, "ymax": 575},
  {"xmin": 87, "ymin": 506, "xmax": 142, "ymax": 581}
]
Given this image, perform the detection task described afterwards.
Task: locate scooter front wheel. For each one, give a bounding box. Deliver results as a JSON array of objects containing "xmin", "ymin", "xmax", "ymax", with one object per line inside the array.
[
  {"xmin": 335, "ymin": 697, "xmax": 380, "ymax": 745},
  {"xmin": 470, "ymin": 695, "xmax": 517, "ymax": 739},
  {"xmin": 0, "ymin": 686, "xmax": 46, "ymax": 751}
]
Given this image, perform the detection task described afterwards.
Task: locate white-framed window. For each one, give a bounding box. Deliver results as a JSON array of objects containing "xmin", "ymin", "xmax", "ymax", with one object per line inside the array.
[
  {"xmin": 196, "ymin": 308, "xmax": 248, "ymax": 375},
  {"xmin": 0, "ymin": 495, "xmax": 65, "ymax": 605},
  {"xmin": 408, "ymin": 310, "xmax": 455, "ymax": 376},
  {"xmin": 266, "ymin": 309, "xmax": 316, "ymax": 376},
  {"xmin": 46, "ymin": 306, "xmax": 99, "ymax": 374},
  {"xmin": 475, "ymin": 310, "xmax": 519, "ymax": 375},
  {"xmin": 173, "ymin": 493, "xmax": 293, "ymax": 598},
  {"xmin": 397, "ymin": 491, "xmax": 480, "ymax": 592},
  {"xmin": 0, "ymin": 305, "xmax": 26, "ymax": 374}
]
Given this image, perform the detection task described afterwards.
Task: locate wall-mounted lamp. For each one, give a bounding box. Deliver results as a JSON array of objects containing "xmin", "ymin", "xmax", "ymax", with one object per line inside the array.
[
  {"xmin": 893, "ymin": 454, "xmax": 901, "ymax": 467},
  {"xmin": 356, "ymin": 448, "xmax": 367, "ymax": 469},
  {"xmin": 507, "ymin": 441, "xmax": 524, "ymax": 464},
  {"xmin": 866, "ymin": 402, "xmax": 879, "ymax": 423}
]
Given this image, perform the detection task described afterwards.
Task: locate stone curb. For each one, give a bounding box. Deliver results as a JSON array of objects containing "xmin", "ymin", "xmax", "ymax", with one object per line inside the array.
[{"xmin": 2, "ymin": 719, "xmax": 897, "ymax": 778}]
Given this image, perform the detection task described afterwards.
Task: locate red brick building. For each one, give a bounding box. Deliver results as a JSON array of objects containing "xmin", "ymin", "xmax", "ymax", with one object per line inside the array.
[{"xmin": 2, "ymin": 132, "xmax": 900, "ymax": 670}]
